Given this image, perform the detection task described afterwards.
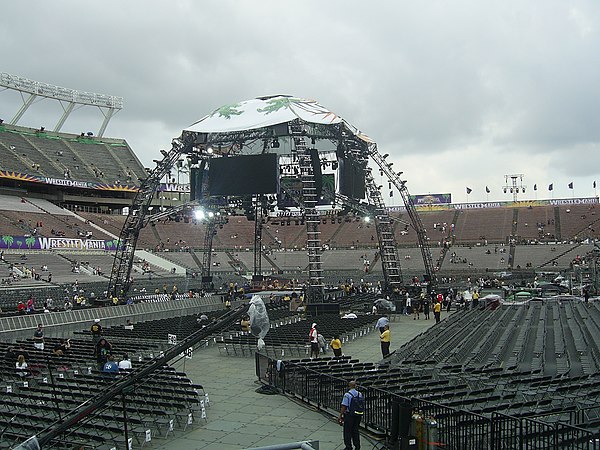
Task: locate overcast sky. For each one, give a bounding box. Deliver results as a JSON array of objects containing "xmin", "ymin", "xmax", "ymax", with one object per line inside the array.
[{"xmin": 1, "ymin": 0, "xmax": 599, "ymax": 204}]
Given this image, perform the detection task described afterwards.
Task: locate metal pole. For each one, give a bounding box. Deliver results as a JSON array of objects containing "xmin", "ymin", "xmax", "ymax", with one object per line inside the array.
[
  {"xmin": 46, "ymin": 356, "xmax": 63, "ymax": 422},
  {"xmin": 122, "ymin": 391, "xmax": 129, "ymax": 448}
]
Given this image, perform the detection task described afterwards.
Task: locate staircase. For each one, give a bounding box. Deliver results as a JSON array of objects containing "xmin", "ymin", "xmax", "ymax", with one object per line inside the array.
[
  {"xmin": 437, "ymin": 210, "xmax": 460, "ymax": 269},
  {"xmin": 293, "ymin": 124, "xmax": 324, "ymax": 301},
  {"xmin": 554, "ymin": 207, "xmax": 562, "ymax": 241}
]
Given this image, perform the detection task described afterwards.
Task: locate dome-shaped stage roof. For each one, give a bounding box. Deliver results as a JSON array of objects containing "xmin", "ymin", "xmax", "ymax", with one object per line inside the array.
[{"xmin": 184, "ymin": 95, "xmax": 373, "ymax": 143}]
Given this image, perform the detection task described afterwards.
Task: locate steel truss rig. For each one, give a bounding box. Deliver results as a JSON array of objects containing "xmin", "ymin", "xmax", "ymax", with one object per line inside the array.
[
  {"xmin": 108, "ymin": 101, "xmax": 437, "ymax": 300},
  {"xmin": 0, "ymin": 72, "xmax": 122, "ymax": 137}
]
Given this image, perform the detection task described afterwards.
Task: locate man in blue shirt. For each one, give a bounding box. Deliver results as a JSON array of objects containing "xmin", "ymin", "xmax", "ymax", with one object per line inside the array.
[
  {"xmin": 102, "ymin": 355, "xmax": 119, "ymax": 374},
  {"xmin": 338, "ymin": 380, "xmax": 363, "ymax": 450},
  {"xmin": 375, "ymin": 315, "xmax": 389, "ymax": 334}
]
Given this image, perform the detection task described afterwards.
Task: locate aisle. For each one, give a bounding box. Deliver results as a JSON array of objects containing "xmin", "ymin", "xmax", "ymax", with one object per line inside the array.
[{"xmin": 155, "ymin": 314, "xmax": 434, "ymax": 450}]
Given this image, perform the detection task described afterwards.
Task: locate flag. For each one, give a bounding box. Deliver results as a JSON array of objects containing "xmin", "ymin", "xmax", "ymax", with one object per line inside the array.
[
  {"xmin": 466, "ymin": 187, "xmax": 472, "ymax": 194},
  {"xmin": 534, "ymin": 184, "xmax": 537, "ymax": 191},
  {"xmin": 548, "ymin": 184, "xmax": 553, "ymax": 191},
  {"xmin": 568, "ymin": 182, "xmax": 574, "ymax": 189},
  {"xmin": 485, "ymin": 186, "xmax": 490, "ymax": 194},
  {"xmin": 594, "ymin": 181, "xmax": 597, "ymax": 189}
]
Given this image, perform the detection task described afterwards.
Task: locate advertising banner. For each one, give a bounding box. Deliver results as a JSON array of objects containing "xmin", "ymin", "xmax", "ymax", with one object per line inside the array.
[
  {"xmin": 0, "ymin": 235, "xmax": 121, "ymax": 251},
  {"xmin": 0, "ymin": 170, "xmax": 138, "ymax": 192},
  {"xmin": 410, "ymin": 193, "xmax": 452, "ymax": 205}
]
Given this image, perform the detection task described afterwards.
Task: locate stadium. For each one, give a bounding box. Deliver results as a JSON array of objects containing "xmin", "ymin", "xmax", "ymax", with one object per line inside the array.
[{"xmin": 1, "ymin": 72, "xmax": 600, "ymax": 450}]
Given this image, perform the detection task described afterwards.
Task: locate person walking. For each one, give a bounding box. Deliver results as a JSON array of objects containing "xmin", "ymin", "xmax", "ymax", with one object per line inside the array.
[
  {"xmin": 338, "ymin": 380, "xmax": 364, "ymax": 450},
  {"xmin": 33, "ymin": 324, "xmax": 44, "ymax": 350},
  {"xmin": 330, "ymin": 335, "xmax": 343, "ymax": 357},
  {"xmin": 90, "ymin": 318, "xmax": 102, "ymax": 345},
  {"xmin": 413, "ymin": 298, "xmax": 421, "ymax": 320},
  {"xmin": 434, "ymin": 301, "xmax": 442, "ymax": 324},
  {"xmin": 380, "ymin": 325, "xmax": 391, "ymax": 357},
  {"xmin": 309, "ymin": 323, "xmax": 319, "ymax": 358},
  {"xmin": 423, "ymin": 297, "xmax": 430, "ymax": 320}
]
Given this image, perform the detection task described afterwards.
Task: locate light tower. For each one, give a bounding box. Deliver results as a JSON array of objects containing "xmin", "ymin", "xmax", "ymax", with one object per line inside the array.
[{"xmin": 503, "ymin": 174, "xmax": 526, "ymax": 202}]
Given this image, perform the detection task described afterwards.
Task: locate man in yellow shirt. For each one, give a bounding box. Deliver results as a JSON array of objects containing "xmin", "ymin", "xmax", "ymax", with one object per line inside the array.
[
  {"xmin": 330, "ymin": 335, "xmax": 342, "ymax": 357},
  {"xmin": 380, "ymin": 325, "xmax": 390, "ymax": 357},
  {"xmin": 434, "ymin": 301, "xmax": 442, "ymax": 323}
]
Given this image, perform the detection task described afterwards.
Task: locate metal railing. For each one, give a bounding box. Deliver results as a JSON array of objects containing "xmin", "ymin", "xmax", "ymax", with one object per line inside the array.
[{"xmin": 256, "ymin": 353, "xmax": 600, "ymax": 450}]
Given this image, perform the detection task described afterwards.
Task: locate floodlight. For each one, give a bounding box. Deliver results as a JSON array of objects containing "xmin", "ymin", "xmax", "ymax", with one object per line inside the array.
[
  {"xmin": 160, "ymin": 150, "xmax": 169, "ymax": 157},
  {"xmin": 271, "ymin": 138, "xmax": 280, "ymax": 148},
  {"xmin": 207, "ymin": 146, "xmax": 214, "ymax": 154},
  {"xmin": 382, "ymin": 153, "xmax": 389, "ymax": 159},
  {"xmin": 194, "ymin": 209, "xmax": 205, "ymax": 220}
]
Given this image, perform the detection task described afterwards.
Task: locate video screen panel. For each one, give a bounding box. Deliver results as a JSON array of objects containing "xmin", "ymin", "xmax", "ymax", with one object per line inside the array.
[
  {"xmin": 278, "ymin": 174, "xmax": 334, "ymax": 208},
  {"xmin": 338, "ymin": 157, "xmax": 365, "ymax": 199},
  {"xmin": 208, "ymin": 154, "xmax": 279, "ymax": 196}
]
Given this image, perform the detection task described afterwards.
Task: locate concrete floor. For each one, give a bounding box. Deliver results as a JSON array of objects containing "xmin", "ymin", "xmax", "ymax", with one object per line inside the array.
[{"xmin": 151, "ymin": 313, "xmax": 434, "ymax": 450}]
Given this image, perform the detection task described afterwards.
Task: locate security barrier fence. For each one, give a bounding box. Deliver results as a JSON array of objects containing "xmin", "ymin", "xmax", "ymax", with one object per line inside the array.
[{"xmin": 256, "ymin": 353, "xmax": 600, "ymax": 450}]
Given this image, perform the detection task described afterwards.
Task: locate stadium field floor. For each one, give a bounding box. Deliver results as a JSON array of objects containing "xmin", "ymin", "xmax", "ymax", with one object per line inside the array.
[{"xmin": 156, "ymin": 314, "xmax": 434, "ymax": 450}]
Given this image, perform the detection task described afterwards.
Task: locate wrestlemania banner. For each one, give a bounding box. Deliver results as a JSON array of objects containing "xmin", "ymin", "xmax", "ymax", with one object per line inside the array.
[
  {"xmin": 0, "ymin": 236, "xmax": 121, "ymax": 251},
  {"xmin": 410, "ymin": 193, "xmax": 452, "ymax": 205},
  {"xmin": 0, "ymin": 170, "xmax": 138, "ymax": 192},
  {"xmin": 389, "ymin": 197, "xmax": 599, "ymax": 212},
  {"xmin": 0, "ymin": 170, "xmax": 193, "ymax": 193}
]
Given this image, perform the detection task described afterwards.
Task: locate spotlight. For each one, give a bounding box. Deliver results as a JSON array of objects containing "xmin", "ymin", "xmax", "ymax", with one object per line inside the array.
[
  {"xmin": 364, "ymin": 217, "xmax": 371, "ymax": 223},
  {"xmin": 332, "ymin": 161, "xmax": 338, "ymax": 170},
  {"xmin": 207, "ymin": 146, "xmax": 214, "ymax": 154},
  {"xmin": 208, "ymin": 211, "xmax": 215, "ymax": 218},
  {"xmin": 194, "ymin": 209, "xmax": 205, "ymax": 220},
  {"xmin": 503, "ymin": 188, "xmax": 507, "ymax": 193},
  {"xmin": 311, "ymin": 137, "xmax": 316, "ymax": 144},
  {"xmin": 271, "ymin": 138, "xmax": 280, "ymax": 148},
  {"xmin": 86, "ymin": 131, "xmax": 93, "ymax": 136}
]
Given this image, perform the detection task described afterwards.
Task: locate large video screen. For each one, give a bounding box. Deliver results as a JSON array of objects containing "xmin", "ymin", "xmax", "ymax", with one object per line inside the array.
[
  {"xmin": 278, "ymin": 174, "xmax": 335, "ymax": 208},
  {"xmin": 338, "ymin": 157, "xmax": 365, "ymax": 199},
  {"xmin": 208, "ymin": 154, "xmax": 279, "ymax": 196}
]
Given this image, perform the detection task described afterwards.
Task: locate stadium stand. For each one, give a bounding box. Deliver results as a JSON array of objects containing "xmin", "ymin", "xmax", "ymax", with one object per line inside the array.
[
  {"xmin": 453, "ymin": 208, "xmax": 515, "ymax": 244},
  {"xmin": 0, "ymin": 124, "xmax": 146, "ymax": 185}
]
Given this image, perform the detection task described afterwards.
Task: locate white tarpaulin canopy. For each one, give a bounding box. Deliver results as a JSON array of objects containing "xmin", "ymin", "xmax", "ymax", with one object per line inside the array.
[{"xmin": 184, "ymin": 95, "xmax": 374, "ymax": 143}]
